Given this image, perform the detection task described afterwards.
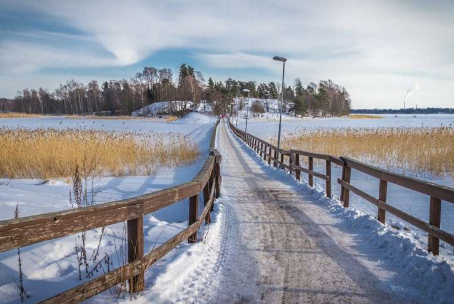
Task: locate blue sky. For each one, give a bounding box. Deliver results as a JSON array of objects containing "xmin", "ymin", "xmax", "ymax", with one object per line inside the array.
[{"xmin": 1, "ymin": 0, "xmax": 453, "ymax": 108}]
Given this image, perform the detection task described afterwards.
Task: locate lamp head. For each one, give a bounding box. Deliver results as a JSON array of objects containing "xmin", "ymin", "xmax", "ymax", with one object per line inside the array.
[{"xmin": 273, "ymin": 56, "xmax": 287, "ymax": 62}]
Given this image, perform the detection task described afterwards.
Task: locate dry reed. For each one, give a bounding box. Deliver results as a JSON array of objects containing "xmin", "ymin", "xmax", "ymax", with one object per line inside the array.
[
  {"xmin": 0, "ymin": 128, "xmax": 199, "ymax": 179},
  {"xmin": 0, "ymin": 113, "xmax": 43, "ymax": 118},
  {"xmin": 165, "ymin": 116, "xmax": 179, "ymax": 122},
  {"xmin": 0, "ymin": 113, "xmax": 160, "ymax": 120},
  {"xmin": 280, "ymin": 127, "xmax": 454, "ymax": 177},
  {"xmin": 348, "ymin": 114, "xmax": 382, "ymax": 119}
]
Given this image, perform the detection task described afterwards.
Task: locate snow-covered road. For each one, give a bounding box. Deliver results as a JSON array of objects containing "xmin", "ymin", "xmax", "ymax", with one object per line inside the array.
[{"xmin": 195, "ymin": 121, "xmax": 444, "ymax": 303}]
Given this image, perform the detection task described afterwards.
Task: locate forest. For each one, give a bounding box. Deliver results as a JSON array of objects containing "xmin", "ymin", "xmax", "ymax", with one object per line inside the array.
[{"xmin": 0, "ymin": 64, "xmax": 351, "ymax": 117}]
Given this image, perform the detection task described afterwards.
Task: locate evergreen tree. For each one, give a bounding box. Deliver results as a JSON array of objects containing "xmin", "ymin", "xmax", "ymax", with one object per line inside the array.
[
  {"xmin": 187, "ymin": 65, "xmax": 195, "ymax": 76},
  {"xmin": 207, "ymin": 77, "xmax": 215, "ymax": 92},
  {"xmin": 178, "ymin": 64, "xmax": 189, "ymax": 84},
  {"xmin": 293, "ymin": 95, "xmax": 306, "ymax": 116},
  {"xmin": 294, "ymin": 78, "xmax": 304, "ymax": 97},
  {"xmin": 268, "ymin": 82, "xmax": 278, "ymax": 99}
]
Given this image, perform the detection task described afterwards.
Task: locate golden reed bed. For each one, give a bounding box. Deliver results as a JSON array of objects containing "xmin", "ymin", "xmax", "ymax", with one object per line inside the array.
[
  {"xmin": 0, "ymin": 113, "xmax": 178, "ymax": 121},
  {"xmin": 0, "ymin": 128, "xmax": 198, "ymax": 179},
  {"xmin": 279, "ymin": 127, "xmax": 454, "ymax": 178}
]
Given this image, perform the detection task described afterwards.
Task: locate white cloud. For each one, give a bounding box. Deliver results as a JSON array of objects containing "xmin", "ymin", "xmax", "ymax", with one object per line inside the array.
[{"xmin": 0, "ymin": 0, "xmax": 453, "ymax": 107}]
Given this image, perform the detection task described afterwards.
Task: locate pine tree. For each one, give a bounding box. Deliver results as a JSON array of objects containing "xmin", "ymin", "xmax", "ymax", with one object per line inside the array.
[
  {"xmin": 187, "ymin": 65, "xmax": 195, "ymax": 76},
  {"xmin": 179, "ymin": 64, "xmax": 189, "ymax": 84},
  {"xmin": 268, "ymin": 82, "xmax": 278, "ymax": 99},
  {"xmin": 294, "ymin": 78, "xmax": 304, "ymax": 97}
]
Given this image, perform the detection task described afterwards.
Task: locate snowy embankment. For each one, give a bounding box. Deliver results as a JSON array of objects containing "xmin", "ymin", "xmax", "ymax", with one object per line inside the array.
[
  {"xmin": 236, "ymin": 114, "xmax": 454, "ymax": 262},
  {"xmin": 0, "ymin": 113, "xmax": 217, "ymax": 303},
  {"xmin": 131, "ymin": 101, "xmax": 193, "ymax": 117}
]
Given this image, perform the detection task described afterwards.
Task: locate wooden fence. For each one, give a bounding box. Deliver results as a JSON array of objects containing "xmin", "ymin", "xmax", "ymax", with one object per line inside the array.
[
  {"xmin": 229, "ymin": 121, "xmax": 454, "ymax": 256},
  {"xmin": 0, "ymin": 121, "xmax": 222, "ymax": 303}
]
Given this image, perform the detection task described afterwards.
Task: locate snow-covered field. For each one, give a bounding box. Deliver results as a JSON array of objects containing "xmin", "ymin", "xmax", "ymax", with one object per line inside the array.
[
  {"xmin": 236, "ymin": 114, "xmax": 454, "ymax": 259},
  {"xmin": 237, "ymin": 113, "xmax": 454, "ymax": 137},
  {"xmin": 0, "ymin": 113, "xmax": 217, "ymax": 303}
]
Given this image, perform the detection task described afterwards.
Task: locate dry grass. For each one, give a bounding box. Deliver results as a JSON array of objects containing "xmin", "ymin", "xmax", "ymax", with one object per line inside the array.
[
  {"xmin": 281, "ymin": 127, "xmax": 454, "ymax": 177},
  {"xmin": 348, "ymin": 114, "xmax": 382, "ymax": 119},
  {"xmin": 0, "ymin": 113, "xmax": 43, "ymax": 118},
  {"xmin": 0, "ymin": 113, "xmax": 153, "ymax": 120},
  {"xmin": 66, "ymin": 115, "xmax": 143, "ymax": 120},
  {"xmin": 165, "ymin": 116, "xmax": 179, "ymax": 122},
  {"xmin": 0, "ymin": 128, "xmax": 199, "ymax": 179}
]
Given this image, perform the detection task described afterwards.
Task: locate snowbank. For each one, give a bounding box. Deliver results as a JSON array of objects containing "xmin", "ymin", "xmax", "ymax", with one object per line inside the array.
[{"xmin": 132, "ymin": 101, "xmax": 193, "ymax": 117}]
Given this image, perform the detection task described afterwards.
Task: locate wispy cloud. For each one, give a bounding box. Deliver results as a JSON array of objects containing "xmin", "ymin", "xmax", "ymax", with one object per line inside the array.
[{"xmin": 0, "ymin": 0, "xmax": 453, "ymax": 107}]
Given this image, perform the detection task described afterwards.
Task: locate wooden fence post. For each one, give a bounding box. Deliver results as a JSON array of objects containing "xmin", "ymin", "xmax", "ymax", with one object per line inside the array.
[
  {"xmin": 210, "ymin": 171, "xmax": 215, "ymax": 211},
  {"xmin": 268, "ymin": 147, "xmax": 272, "ymax": 165},
  {"xmin": 378, "ymin": 180, "xmax": 388, "ymax": 224},
  {"xmin": 215, "ymin": 161, "xmax": 221, "ymax": 199},
  {"xmin": 428, "ymin": 196, "xmax": 441, "ymax": 255},
  {"xmin": 274, "ymin": 150, "xmax": 278, "ymax": 168},
  {"xmin": 326, "ymin": 160, "xmax": 331, "ymax": 198},
  {"xmin": 260, "ymin": 142, "xmax": 263, "ymax": 158},
  {"xmin": 308, "ymin": 156, "xmax": 314, "ymax": 187},
  {"xmin": 188, "ymin": 194, "xmax": 198, "ymax": 243},
  {"xmin": 127, "ymin": 215, "xmax": 144, "ymax": 292},
  {"xmin": 289, "ymin": 151, "xmax": 294, "ymax": 174},
  {"xmin": 280, "ymin": 153, "xmax": 284, "ymax": 170},
  {"xmin": 341, "ymin": 165, "xmax": 351, "ymax": 207},
  {"xmin": 340, "ymin": 163, "xmax": 345, "ymax": 202},
  {"xmin": 203, "ymin": 180, "xmax": 211, "ymax": 224},
  {"xmin": 295, "ymin": 154, "xmax": 301, "ymax": 181}
]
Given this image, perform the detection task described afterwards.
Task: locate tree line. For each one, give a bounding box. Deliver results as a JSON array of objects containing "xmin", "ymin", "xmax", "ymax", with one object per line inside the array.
[{"xmin": 1, "ymin": 64, "xmax": 351, "ymax": 117}]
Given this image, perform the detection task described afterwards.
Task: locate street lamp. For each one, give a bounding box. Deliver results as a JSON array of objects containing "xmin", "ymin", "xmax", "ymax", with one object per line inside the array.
[
  {"xmin": 242, "ymin": 89, "xmax": 250, "ymax": 133},
  {"xmin": 273, "ymin": 56, "xmax": 287, "ymax": 150}
]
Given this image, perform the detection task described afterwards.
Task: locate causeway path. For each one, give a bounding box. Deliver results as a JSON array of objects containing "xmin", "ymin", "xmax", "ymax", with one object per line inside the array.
[{"xmin": 177, "ymin": 120, "xmax": 428, "ymax": 304}]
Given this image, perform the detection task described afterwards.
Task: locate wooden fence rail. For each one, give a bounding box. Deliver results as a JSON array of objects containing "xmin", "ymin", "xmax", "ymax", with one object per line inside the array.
[
  {"xmin": 0, "ymin": 120, "xmax": 222, "ymax": 304},
  {"xmin": 229, "ymin": 121, "xmax": 454, "ymax": 256}
]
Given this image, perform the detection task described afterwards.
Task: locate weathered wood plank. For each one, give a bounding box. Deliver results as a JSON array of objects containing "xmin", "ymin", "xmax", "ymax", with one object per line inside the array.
[
  {"xmin": 341, "ymin": 157, "xmax": 454, "ymax": 203},
  {"xmin": 341, "ymin": 166, "xmax": 351, "ymax": 207},
  {"xmin": 0, "ymin": 204, "xmax": 142, "ymax": 253},
  {"xmin": 378, "ymin": 180, "xmax": 388, "ymax": 224},
  {"xmin": 188, "ymin": 194, "xmax": 199, "ymax": 243},
  {"xmin": 291, "ymin": 149, "xmax": 331, "ymax": 161},
  {"xmin": 144, "ymin": 182, "xmax": 215, "ymax": 270},
  {"xmin": 290, "ymin": 164, "xmax": 329, "ymax": 180},
  {"xmin": 326, "ymin": 160, "xmax": 332, "ymax": 198},
  {"xmin": 127, "ymin": 215, "xmax": 144, "ymax": 292},
  {"xmin": 143, "ymin": 182, "xmax": 201, "ymax": 215},
  {"xmin": 295, "ymin": 154, "xmax": 301, "ymax": 181},
  {"xmin": 41, "ymin": 260, "xmax": 142, "ymax": 304},
  {"xmin": 428, "ymin": 197, "xmax": 441, "ymax": 255},
  {"xmin": 192, "ymin": 156, "xmax": 215, "ymax": 188},
  {"xmin": 338, "ymin": 179, "xmax": 454, "ymax": 248},
  {"xmin": 308, "ymin": 156, "xmax": 314, "ymax": 187}
]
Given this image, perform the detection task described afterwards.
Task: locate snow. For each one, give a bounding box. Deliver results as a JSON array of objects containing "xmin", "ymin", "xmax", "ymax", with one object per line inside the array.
[
  {"xmin": 2, "ymin": 115, "xmax": 454, "ymax": 303},
  {"xmin": 234, "ymin": 114, "xmax": 454, "ymax": 262},
  {"xmin": 236, "ymin": 113, "xmax": 454, "ymax": 138},
  {"xmin": 215, "ymin": 121, "xmax": 454, "ymax": 303},
  {"xmin": 0, "ymin": 113, "xmax": 217, "ymax": 303},
  {"xmin": 131, "ymin": 101, "xmax": 193, "ymax": 117},
  {"xmin": 233, "ymin": 97, "xmax": 293, "ymax": 114}
]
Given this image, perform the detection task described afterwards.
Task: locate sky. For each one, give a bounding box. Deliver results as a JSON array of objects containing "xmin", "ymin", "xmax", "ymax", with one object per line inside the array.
[{"xmin": 0, "ymin": 0, "xmax": 453, "ymax": 109}]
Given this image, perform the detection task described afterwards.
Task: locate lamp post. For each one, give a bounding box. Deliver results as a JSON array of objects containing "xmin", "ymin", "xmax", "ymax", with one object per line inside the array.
[
  {"xmin": 243, "ymin": 89, "xmax": 250, "ymax": 133},
  {"xmin": 273, "ymin": 56, "xmax": 287, "ymax": 150}
]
